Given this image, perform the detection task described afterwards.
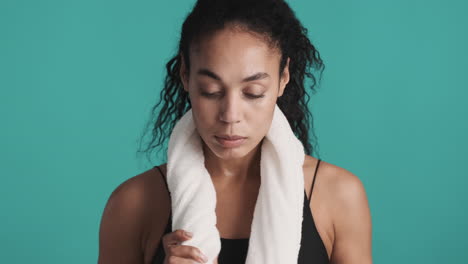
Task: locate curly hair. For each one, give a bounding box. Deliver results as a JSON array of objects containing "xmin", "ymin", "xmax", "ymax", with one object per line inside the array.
[{"xmin": 137, "ymin": 0, "xmax": 325, "ymax": 163}]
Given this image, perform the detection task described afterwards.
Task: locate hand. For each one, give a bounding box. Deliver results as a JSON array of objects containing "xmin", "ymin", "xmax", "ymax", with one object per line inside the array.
[{"xmin": 162, "ymin": 229, "xmax": 209, "ymax": 264}]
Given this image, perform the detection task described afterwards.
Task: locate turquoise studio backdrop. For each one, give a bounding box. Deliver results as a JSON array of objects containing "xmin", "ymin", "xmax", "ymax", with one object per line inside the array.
[{"xmin": 1, "ymin": 0, "xmax": 466, "ymax": 263}]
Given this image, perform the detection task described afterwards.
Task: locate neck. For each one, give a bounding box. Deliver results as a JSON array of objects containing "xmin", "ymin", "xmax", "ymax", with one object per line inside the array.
[{"xmin": 202, "ymin": 139, "xmax": 262, "ymax": 185}]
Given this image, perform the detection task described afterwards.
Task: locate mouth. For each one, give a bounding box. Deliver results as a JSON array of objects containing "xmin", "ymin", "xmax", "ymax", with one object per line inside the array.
[
  {"xmin": 215, "ymin": 134, "xmax": 247, "ymax": 140},
  {"xmin": 214, "ymin": 135, "xmax": 247, "ymax": 148}
]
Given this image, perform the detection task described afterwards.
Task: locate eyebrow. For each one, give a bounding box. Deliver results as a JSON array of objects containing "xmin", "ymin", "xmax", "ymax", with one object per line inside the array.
[{"xmin": 196, "ymin": 68, "xmax": 270, "ymax": 83}]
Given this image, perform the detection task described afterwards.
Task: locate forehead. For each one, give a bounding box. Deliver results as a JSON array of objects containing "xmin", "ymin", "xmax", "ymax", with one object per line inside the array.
[{"xmin": 189, "ymin": 27, "xmax": 281, "ymax": 77}]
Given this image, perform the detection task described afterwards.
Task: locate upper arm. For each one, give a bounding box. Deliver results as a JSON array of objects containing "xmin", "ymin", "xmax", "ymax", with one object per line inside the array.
[
  {"xmin": 98, "ymin": 176, "xmax": 148, "ymax": 263},
  {"xmin": 330, "ymin": 170, "xmax": 373, "ymax": 264}
]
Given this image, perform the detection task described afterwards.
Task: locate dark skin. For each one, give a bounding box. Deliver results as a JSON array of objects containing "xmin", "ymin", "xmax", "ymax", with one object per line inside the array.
[
  {"xmin": 98, "ymin": 26, "xmax": 372, "ymax": 264},
  {"xmin": 98, "ymin": 157, "xmax": 371, "ymax": 263}
]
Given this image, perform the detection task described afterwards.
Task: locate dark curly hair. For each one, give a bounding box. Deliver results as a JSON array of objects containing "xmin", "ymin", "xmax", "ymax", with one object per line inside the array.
[{"xmin": 137, "ymin": 0, "xmax": 325, "ymax": 163}]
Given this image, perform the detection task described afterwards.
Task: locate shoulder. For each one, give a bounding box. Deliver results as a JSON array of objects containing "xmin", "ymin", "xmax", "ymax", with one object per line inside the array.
[
  {"xmin": 303, "ymin": 155, "xmax": 368, "ymax": 208},
  {"xmin": 318, "ymin": 159, "xmax": 367, "ymax": 202},
  {"xmin": 102, "ymin": 165, "xmax": 169, "ymax": 221},
  {"xmin": 98, "ymin": 164, "xmax": 171, "ymax": 263},
  {"xmin": 312, "ymin": 158, "xmax": 372, "ymax": 263},
  {"xmin": 324, "ymin": 161, "xmax": 370, "ymax": 220},
  {"xmin": 305, "ymin": 156, "xmax": 369, "ymax": 222}
]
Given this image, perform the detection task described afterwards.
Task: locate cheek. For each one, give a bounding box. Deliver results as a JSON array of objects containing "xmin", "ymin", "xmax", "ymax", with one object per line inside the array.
[
  {"xmin": 247, "ymin": 104, "xmax": 276, "ymax": 136},
  {"xmin": 190, "ymin": 100, "xmax": 217, "ymax": 134},
  {"xmin": 193, "ymin": 101, "xmax": 218, "ymax": 124},
  {"xmin": 255, "ymin": 111, "xmax": 274, "ymax": 134}
]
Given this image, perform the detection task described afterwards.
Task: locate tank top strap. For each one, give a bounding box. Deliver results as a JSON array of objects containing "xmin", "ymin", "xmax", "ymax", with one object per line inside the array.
[
  {"xmin": 156, "ymin": 162, "xmax": 322, "ymax": 206},
  {"xmin": 154, "ymin": 165, "xmax": 169, "ymax": 191},
  {"xmin": 308, "ymin": 159, "xmax": 321, "ymax": 205}
]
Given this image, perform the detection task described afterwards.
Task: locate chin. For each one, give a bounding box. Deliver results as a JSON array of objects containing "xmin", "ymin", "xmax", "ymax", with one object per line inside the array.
[
  {"xmin": 211, "ymin": 145, "xmax": 248, "ymax": 159},
  {"xmin": 201, "ymin": 135, "xmax": 258, "ymax": 160}
]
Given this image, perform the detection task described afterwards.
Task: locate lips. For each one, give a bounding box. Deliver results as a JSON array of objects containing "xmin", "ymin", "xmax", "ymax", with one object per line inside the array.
[
  {"xmin": 216, "ymin": 134, "xmax": 247, "ymax": 140},
  {"xmin": 214, "ymin": 135, "xmax": 247, "ymax": 148}
]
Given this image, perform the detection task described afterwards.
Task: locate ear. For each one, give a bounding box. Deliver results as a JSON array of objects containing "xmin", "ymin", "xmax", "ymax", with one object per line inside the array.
[
  {"xmin": 179, "ymin": 53, "xmax": 189, "ymax": 92},
  {"xmin": 278, "ymin": 57, "xmax": 290, "ymax": 97}
]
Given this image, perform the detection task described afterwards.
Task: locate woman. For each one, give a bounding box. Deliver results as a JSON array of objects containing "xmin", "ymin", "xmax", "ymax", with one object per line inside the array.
[{"xmin": 98, "ymin": 0, "xmax": 372, "ymax": 263}]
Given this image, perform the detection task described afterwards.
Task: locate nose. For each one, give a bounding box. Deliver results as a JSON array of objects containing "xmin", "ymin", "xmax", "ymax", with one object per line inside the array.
[{"xmin": 218, "ymin": 92, "xmax": 241, "ymax": 124}]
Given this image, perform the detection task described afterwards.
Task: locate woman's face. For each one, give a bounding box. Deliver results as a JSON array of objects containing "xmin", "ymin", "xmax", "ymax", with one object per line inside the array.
[{"xmin": 180, "ymin": 26, "xmax": 290, "ymax": 160}]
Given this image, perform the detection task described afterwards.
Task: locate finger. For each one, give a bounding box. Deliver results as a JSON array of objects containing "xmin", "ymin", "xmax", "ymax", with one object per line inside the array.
[
  {"xmin": 165, "ymin": 254, "xmax": 203, "ymax": 264},
  {"xmin": 163, "ymin": 229, "xmax": 193, "ymax": 247},
  {"xmin": 166, "ymin": 244, "xmax": 208, "ymax": 263}
]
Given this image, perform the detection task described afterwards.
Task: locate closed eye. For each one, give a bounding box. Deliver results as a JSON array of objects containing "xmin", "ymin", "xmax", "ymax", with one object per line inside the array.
[
  {"xmin": 245, "ymin": 94, "xmax": 265, "ymax": 99},
  {"xmin": 201, "ymin": 92, "xmax": 265, "ymax": 99}
]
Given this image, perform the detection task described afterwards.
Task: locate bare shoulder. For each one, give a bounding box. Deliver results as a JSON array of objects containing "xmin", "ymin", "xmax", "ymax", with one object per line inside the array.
[
  {"xmin": 313, "ymin": 158, "xmax": 372, "ymax": 263},
  {"xmin": 98, "ymin": 164, "xmax": 171, "ymax": 264},
  {"xmin": 302, "ymin": 155, "xmax": 372, "ymax": 262},
  {"xmin": 303, "ymin": 155, "xmax": 368, "ymax": 204},
  {"xmin": 322, "ymin": 160, "xmax": 370, "ymax": 216}
]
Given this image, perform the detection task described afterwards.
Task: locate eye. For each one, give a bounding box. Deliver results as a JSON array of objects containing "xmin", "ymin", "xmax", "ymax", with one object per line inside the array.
[
  {"xmin": 245, "ymin": 94, "xmax": 265, "ymax": 99},
  {"xmin": 201, "ymin": 92, "xmax": 221, "ymax": 98},
  {"xmin": 200, "ymin": 92, "xmax": 265, "ymax": 99}
]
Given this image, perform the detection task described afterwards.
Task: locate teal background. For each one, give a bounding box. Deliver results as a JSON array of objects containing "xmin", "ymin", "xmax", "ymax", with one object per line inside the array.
[{"xmin": 1, "ymin": 0, "xmax": 467, "ymax": 263}]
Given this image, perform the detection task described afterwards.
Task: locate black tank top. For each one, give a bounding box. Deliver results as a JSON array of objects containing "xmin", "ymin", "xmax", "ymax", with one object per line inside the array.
[{"xmin": 151, "ymin": 159, "xmax": 329, "ymax": 264}]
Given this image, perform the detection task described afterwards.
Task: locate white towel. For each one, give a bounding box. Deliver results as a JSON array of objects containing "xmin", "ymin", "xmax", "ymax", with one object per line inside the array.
[{"xmin": 166, "ymin": 104, "xmax": 305, "ymax": 263}]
